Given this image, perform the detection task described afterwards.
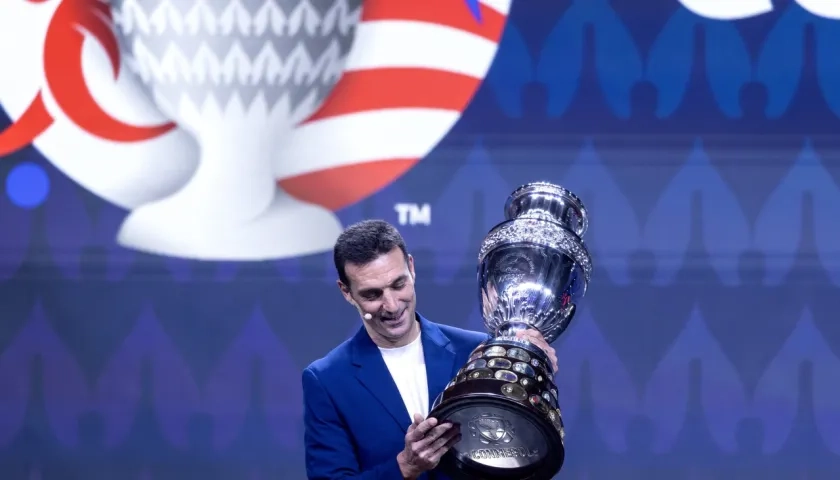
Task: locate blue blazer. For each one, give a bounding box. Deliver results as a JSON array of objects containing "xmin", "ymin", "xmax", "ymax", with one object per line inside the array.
[{"xmin": 302, "ymin": 313, "xmax": 488, "ymax": 480}]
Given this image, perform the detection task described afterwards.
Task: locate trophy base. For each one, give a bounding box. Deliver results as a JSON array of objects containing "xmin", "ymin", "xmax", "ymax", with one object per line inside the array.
[
  {"xmin": 116, "ymin": 191, "xmax": 343, "ymax": 261},
  {"xmin": 430, "ymin": 388, "xmax": 564, "ymax": 480},
  {"xmin": 428, "ymin": 339, "xmax": 566, "ymax": 480}
]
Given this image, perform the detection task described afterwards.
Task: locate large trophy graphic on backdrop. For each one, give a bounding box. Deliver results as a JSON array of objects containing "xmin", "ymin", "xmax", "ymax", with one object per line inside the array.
[
  {"xmin": 429, "ymin": 182, "xmax": 592, "ymax": 480},
  {"xmin": 110, "ymin": 0, "xmax": 362, "ymax": 260}
]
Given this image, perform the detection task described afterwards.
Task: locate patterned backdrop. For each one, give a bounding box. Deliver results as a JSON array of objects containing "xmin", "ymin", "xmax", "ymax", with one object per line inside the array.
[{"xmin": 2, "ymin": 0, "xmax": 840, "ymax": 478}]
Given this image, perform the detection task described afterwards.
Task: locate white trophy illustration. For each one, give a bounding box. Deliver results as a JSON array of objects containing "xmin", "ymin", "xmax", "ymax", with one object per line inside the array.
[{"xmin": 110, "ymin": 0, "xmax": 363, "ymax": 260}]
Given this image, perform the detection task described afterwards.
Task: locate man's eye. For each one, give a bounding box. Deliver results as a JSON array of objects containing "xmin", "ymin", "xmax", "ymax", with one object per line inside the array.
[{"xmin": 393, "ymin": 282, "xmax": 405, "ymax": 290}]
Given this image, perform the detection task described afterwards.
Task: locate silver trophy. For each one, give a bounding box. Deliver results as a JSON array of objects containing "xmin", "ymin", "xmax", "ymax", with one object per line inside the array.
[
  {"xmin": 429, "ymin": 182, "xmax": 592, "ymax": 480},
  {"xmin": 109, "ymin": 0, "xmax": 362, "ymax": 260}
]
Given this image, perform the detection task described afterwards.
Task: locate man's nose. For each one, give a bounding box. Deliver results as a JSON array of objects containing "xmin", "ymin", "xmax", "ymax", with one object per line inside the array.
[{"xmin": 382, "ymin": 290, "xmax": 399, "ymax": 312}]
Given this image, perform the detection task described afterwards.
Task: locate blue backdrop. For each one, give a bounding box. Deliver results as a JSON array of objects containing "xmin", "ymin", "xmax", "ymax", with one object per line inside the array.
[{"xmin": 2, "ymin": 0, "xmax": 840, "ymax": 478}]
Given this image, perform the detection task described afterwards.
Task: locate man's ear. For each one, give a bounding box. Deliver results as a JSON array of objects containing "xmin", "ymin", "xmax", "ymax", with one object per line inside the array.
[
  {"xmin": 407, "ymin": 254, "xmax": 416, "ymax": 280},
  {"xmin": 337, "ymin": 280, "xmax": 354, "ymax": 304},
  {"xmin": 338, "ymin": 280, "xmax": 364, "ymax": 314}
]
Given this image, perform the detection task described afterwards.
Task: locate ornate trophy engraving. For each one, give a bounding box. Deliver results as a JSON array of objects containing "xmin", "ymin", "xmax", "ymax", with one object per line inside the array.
[
  {"xmin": 110, "ymin": 0, "xmax": 362, "ymax": 260},
  {"xmin": 429, "ymin": 182, "xmax": 592, "ymax": 480}
]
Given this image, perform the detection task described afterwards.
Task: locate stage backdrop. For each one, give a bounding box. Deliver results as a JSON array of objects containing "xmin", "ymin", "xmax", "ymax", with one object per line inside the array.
[{"xmin": 1, "ymin": 0, "xmax": 839, "ymax": 478}]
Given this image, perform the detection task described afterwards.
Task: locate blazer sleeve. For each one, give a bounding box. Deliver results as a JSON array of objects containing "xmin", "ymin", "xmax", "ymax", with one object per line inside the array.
[{"xmin": 302, "ymin": 367, "xmax": 406, "ymax": 480}]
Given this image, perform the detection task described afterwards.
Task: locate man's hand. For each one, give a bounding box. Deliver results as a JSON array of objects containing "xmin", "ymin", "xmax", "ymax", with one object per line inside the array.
[
  {"xmin": 397, "ymin": 414, "xmax": 461, "ymax": 479},
  {"xmin": 516, "ymin": 330, "xmax": 559, "ymax": 372}
]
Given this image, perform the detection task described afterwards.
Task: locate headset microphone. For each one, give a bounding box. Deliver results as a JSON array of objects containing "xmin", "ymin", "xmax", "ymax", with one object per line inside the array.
[{"xmin": 364, "ymin": 313, "xmax": 373, "ymax": 320}]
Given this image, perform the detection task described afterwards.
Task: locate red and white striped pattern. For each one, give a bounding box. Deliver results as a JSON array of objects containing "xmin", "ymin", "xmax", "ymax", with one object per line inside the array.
[{"xmin": 276, "ymin": 0, "xmax": 511, "ymax": 211}]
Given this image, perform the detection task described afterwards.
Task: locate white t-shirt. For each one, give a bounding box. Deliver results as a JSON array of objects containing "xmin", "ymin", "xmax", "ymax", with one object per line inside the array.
[{"xmin": 378, "ymin": 334, "xmax": 429, "ymax": 421}]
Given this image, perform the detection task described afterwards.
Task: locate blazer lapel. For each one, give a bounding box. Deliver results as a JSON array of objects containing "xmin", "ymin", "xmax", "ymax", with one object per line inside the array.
[
  {"xmin": 351, "ymin": 326, "xmax": 412, "ymax": 432},
  {"xmin": 418, "ymin": 315, "xmax": 458, "ymax": 407},
  {"xmin": 350, "ymin": 315, "xmax": 460, "ymax": 434}
]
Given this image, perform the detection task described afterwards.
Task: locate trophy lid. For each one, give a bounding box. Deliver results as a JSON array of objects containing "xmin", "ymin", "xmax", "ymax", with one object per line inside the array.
[{"xmin": 503, "ymin": 182, "xmax": 588, "ymax": 237}]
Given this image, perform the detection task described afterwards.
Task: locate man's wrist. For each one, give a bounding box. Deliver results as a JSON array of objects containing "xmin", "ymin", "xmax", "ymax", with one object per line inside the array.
[{"xmin": 397, "ymin": 451, "xmax": 418, "ymax": 480}]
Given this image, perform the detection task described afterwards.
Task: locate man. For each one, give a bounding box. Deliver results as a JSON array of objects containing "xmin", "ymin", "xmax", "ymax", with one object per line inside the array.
[{"xmin": 301, "ymin": 220, "xmax": 558, "ymax": 480}]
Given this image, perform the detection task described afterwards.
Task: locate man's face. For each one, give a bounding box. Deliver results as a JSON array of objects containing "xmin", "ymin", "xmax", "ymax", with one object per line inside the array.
[{"xmin": 339, "ymin": 247, "xmax": 418, "ymax": 347}]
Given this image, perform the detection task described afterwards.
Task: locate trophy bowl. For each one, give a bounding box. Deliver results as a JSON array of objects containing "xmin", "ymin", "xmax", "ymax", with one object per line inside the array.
[{"xmin": 429, "ymin": 182, "xmax": 592, "ymax": 480}]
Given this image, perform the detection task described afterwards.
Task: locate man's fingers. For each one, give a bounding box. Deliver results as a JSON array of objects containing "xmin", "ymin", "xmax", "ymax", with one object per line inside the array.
[
  {"xmin": 406, "ymin": 421, "xmax": 428, "ymax": 442},
  {"xmin": 517, "ymin": 330, "xmax": 548, "ymax": 349},
  {"xmin": 412, "ymin": 423, "xmax": 454, "ymax": 452},
  {"xmin": 429, "ymin": 432, "xmax": 463, "ymax": 462},
  {"xmin": 419, "ymin": 431, "xmax": 461, "ymax": 464},
  {"xmin": 412, "ymin": 422, "xmax": 453, "ymax": 450},
  {"xmin": 426, "ymin": 433, "xmax": 452, "ymax": 454},
  {"xmin": 413, "ymin": 417, "xmax": 438, "ymax": 437},
  {"xmin": 405, "ymin": 414, "xmax": 423, "ymax": 437},
  {"xmin": 430, "ymin": 427, "xmax": 460, "ymax": 450},
  {"xmin": 531, "ymin": 340, "xmax": 552, "ymax": 358},
  {"xmin": 443, "ymin": 432, "xmax": 462, "ymax": 450},
  {"xmin": 427, "ymin": 422, "xmax": 454, "ymax": 441},
  {"xmin": 515, "ymin": 332, "xmax": 560, "ymax": 371},
  {"xmin": 548, "ymin": 351, "xmax": 558, "ymax": 369}
]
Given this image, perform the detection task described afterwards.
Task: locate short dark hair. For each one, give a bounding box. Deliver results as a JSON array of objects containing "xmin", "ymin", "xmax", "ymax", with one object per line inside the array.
[{"xmin": 333, "ymin": 219, "xmax": 409, "ymax": 287}]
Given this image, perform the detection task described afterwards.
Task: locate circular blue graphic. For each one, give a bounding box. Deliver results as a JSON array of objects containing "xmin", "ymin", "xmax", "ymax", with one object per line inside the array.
[{"xmin": 6, "ymin": 162, "xmax": 50, "ymax": 208}]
